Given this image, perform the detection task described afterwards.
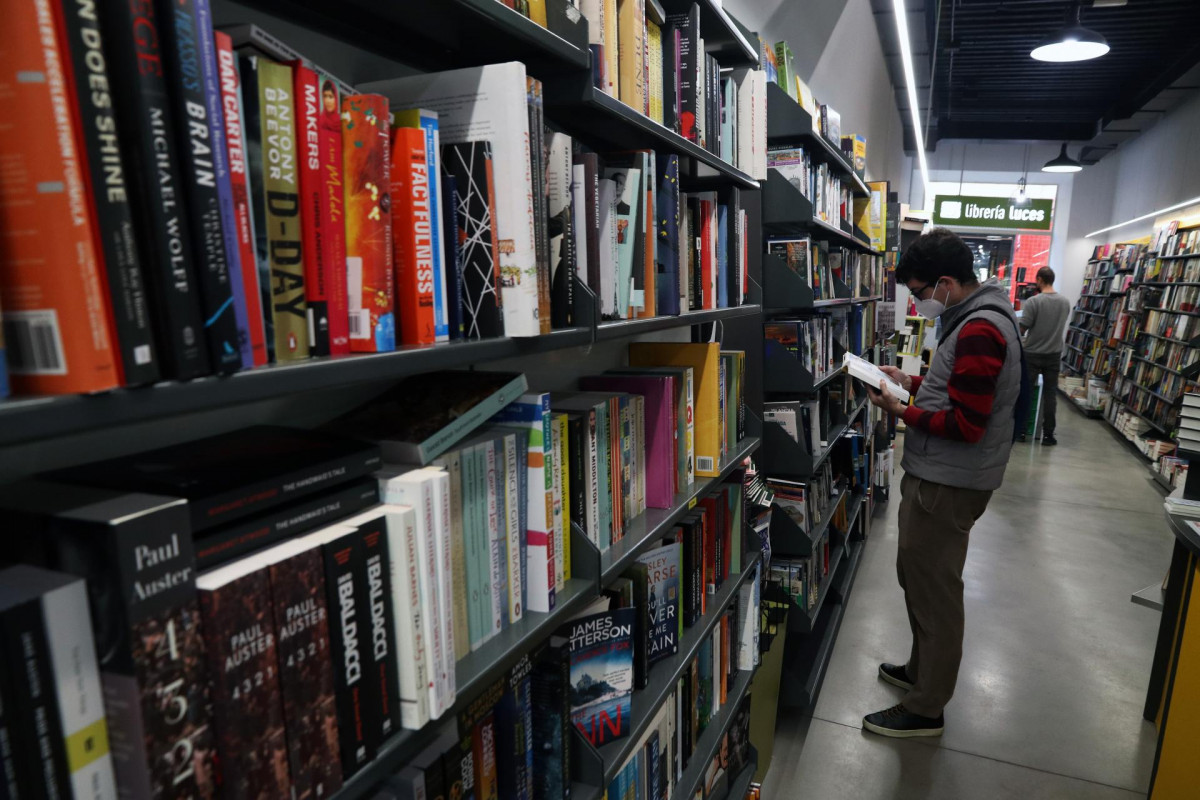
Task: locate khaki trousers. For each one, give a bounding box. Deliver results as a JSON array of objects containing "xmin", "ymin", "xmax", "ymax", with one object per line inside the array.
[{"xmin": 896, "ymin": 472, "xmax": 993, "ymax": 718}]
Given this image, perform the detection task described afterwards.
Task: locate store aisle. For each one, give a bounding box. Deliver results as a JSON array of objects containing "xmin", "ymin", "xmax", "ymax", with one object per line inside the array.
[{"xmin": 762, "ymin": 403, "xmax": 1173, "ymax": 799}]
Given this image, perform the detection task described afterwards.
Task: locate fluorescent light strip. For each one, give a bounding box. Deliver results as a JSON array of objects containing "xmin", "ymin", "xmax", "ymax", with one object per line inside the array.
[
  {"xmin": 893, "ymin": 0, "xmax": 930, "ymax": 201},
  {"xmin": 1085, "ymin": 195, "xmax": 1200, "ymax": 238}
]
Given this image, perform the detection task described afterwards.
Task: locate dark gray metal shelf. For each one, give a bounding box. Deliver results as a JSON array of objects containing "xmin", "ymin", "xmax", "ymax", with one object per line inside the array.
[
  {"xmin": 596, "ymin": 305, "xmax": 763, "ymax": 341},
  {"xmin": 764, "ymin": 82, "xmax": 870, "ymax": 198},
  {"xmin": 762, "ymin": 171, "xmax": 878, "ymax": 253},
  {"xmin": 791, "ymin": 543, "xmax": 845, "ymax": 635},
  {"xmin": 661, "ymin": 0, "xmax": 759, "ymax": 65},
  {"xmin": 673, "ymin": 669, "xmax": 755, "ymax": 800}
]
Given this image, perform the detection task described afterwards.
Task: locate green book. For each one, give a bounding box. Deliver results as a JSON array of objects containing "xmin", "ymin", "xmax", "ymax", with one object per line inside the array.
[
  {"xmin": 256, "ymin": 60, "xmax": 309, "ymax": 361},
  {"xmin": 774, "ymin": 41, "xmax": 797, "ymax": 101},
  {"xmin": 459, "ymin": 441, "xmax": 485, "ymax": 649}
]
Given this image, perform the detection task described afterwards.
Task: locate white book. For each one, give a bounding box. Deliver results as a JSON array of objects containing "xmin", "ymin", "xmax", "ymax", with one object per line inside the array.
[
  {"xmin": 730, "ymin": 67, "xmax": 754, "ymax": 174},
  {"xmin": 362, "ymin": 63, "xmax": 540, "ymax": 336},
  {"xmin": 421, "ymin": 466, "xmax": 457, "ymax": 707},
  {"xmin": 752, "ymin": 69, "xmax": 768, "ymax": 180},
  {"xmin": 598, "ymin": 177, "xmax": 618, "ymax": 316},
  {"xmin": 843, "ymin": 351, "xmax": 911, "ymax": 402},
  {"xmin": 499, "ymin": 432, "xmax": 524, "ymax": 624},
  {"xmin": 374, "ymin": 470, "xmax": 448, "ymax": 720},
  {"xmin": 550, "ymin": 414, "xmax": 566, "ymax": 593}
]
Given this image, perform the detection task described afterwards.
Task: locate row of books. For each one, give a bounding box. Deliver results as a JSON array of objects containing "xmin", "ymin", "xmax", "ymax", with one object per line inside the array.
[
  {"xmin": 766, "ymin": 460, "xmax": 837, "ymax": 537},
  {"xmin": 769, "ymin": 531, "xmax": 834, "ymax": 614},
  {"xmin": 581, "ymin": 1, "xmax": 769, "ymax": 179},
  {"xmin": 765, "ymin": 318, "xmax": 838, "ymax": 381},
  {"xmin": 1112, "ymin": 375, "xmax": 1177, "ymax": 430},
  {"xmin": 765, "ymin": 238, "xmax": 855, "ymax": 302},
  {"xmin": 1144, "ymin": 309, "xmax": 1200, "ymax": 342},
  {"xmin": 1146, "ymin": 255, "xmax": 1200, "ymax": 284},
  {"xmin": 846, "ymin": 252, "xmax": 886, "ymax": 299},
  {"xmin": 1119, "ymin": 359, "xmax": 1191, "ymax": 404},
  {"xmin": 1155, "ymin": 222, "xmax": 1200, "ymax": 258},
  {"xmin": 1134, "ymin": 337, "xmax": 1199, "ymax": 373},
  {"xmin": 767, "ymin": 146, "xmax": 853, "ymax": 225},
  {"xmin": 846, "ymin": 304, "xmax": 878, "ymax": 358},
  {"xmin": 1149, "ymin": 284, "xmax": 1200, "ymax": 313}
]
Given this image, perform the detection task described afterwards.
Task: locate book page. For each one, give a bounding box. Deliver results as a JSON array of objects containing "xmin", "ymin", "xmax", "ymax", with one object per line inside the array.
[{"xmin": 842, "ymin": 352, "xmax": 910, "ymax": 403}]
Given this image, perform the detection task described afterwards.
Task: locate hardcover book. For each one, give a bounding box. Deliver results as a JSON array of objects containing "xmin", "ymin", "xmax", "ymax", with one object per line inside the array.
[
  {"xmin": 46, "ymin": 426, "xmax": 383, "ymax": 532},
  {"xmin": 196, "ymin": 558, "xmax": 289, "ymax": 796},
  {"xmin": 580, "ymin": 375, "xmax": 675, "ymax": 509},
  {"xmin": 390, "ymin": 125, "xmax": 438, "ymax": 345},
  {"xmin": 330, "ymin": 370, "xmax": 528, "ymax": 465},
  {"xmin": 256, "ymin": 59, "xmax": 310, "ymax": 361},
  {"xmin": 51, "ymin": 0, "xmax": 159, "ymax": 386},
  {"xmin": 604, "ymin": 162, "xmax": 643, "ymax": 318},
  {"xmin": 0, "ymin": 484, "xmax": 217, "ymax": 799},
  {"xmin": 530, "ymin": 639, "xmax": 571, "ymax": 800},
  {"xmin": 342, "ymin": 93, "xmax": 396, "ymax": 353},
  {"xmin": 562, "ymin": 607, "xmax": 636, "ymax": 746},
  {"xmin": 361, "ymin": 63, "xmax": 542, "ymax": 337},
  {"xmin": 0, "ymin": 566, "xmax": 118, "ymax": 800},
  {"xmin": 443, "ymin": 141, "xmax": 504, "ymax": 339},
  {"xmin": 0, "ymin": 0, "xmax": 121, "ymax": 395},
  {"xmin": 215, "ymin": 31, "xmax": 269, "ymax": 367},
  {"xmin": 546, "ymin": 129, "xmax": 576, "ymax": 329},
  {"xmin": 264, "ymin": 539, "xmax": 343, "ymax": 800},
  {"xmin": 666, "ymin": 4, "xmax": 701, "ymax": 143},
  {"xmin": 394, "ymin": 109, "xmax": 450, "ymax": 342},
  {"xmin": 638, "ymin": 542, "xmax": 681, "ymax": 666},
  {"xmin": 160, "ymin": 0, "xmax": 243, "ymax": 375},
  {"xmin": 629, "ymin": 342, "xmax": 722, "ymax": 476},
  {"xmin": 293, "ymin": 63, "xmax": 332, "ymax": 356},
  {"xmin": 441, "ymin": 169, "xmax": 465, "ymax": 340},
  {"xmin": 354, "ymin": 515, "xmax": 403, "ymax": 740},
  {"xmin": 99, "ymin": 0, "xmax": 211, "ymax": 380},
  {"xmin": 318, "ymin": 74, "xmax": 351, "ymax": 356},
  {"xmin": 656, "ymin": 154, "xmax": 681, "ymax": 316},
  {"xmin": 494, "ymin": 654, "xmax": 534, "ymax": 800},
  {"xmin": 457, "ymin": 678, "xmax": 504, "ymax": 800}
]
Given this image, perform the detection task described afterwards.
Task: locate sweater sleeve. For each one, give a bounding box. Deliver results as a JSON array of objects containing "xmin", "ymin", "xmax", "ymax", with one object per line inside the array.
[
  {"xmin": 901, "ymin": 318, "xmax": 1008, "ymax": 443},
  {"xmin": 908, "ymin": 374, "xmax": 924, "ymax": 392}
]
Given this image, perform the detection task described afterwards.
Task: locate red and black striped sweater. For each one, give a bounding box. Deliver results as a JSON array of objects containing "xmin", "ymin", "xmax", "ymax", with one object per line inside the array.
[{"xmin": 902, "ymin": 318, "xmax": 1008, "ymax": 443}]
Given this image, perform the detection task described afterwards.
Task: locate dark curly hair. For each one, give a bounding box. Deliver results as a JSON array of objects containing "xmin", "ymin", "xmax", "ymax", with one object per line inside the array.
[{"xmin": 895, "ymin": 227, "xmax": 977, "ymax": 286}]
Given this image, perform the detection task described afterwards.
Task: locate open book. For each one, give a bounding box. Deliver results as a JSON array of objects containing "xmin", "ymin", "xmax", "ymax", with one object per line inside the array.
[{"xmin": 842, "ymin": 352, "xmax": 911, "ymax": 403}]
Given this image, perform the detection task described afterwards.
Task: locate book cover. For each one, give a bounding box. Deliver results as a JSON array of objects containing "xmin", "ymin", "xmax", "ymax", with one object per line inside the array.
[
  {"xmin": 638, "ymin": 542, "xmax": 680, "ymax": 666},
  {"xmin": 580, "ymin": 375, "xmax": 674, "ymax": 509},
  {"xmin": 666, "ymin": 5, "xmax": 700, "ymax": 142},
  {"xmin": 51, "ymin": 0, "xmax": 159, "ymax": 386},
  {"xmin": 443, "ymin": 141, "xmax": 504, "ymax": 339},
  {"xmin": 494, "ymin": 654, "xmax": 533, "ymax": 800},
  {"xmin": 394, "ymin": 109, "xmax": 450, "ymax": 342},
  {"xmin": 361, "ymin": 63, "xmax": 541, "ymax": 337},
  {"xmin": 0, "ymin": 567, "xmax": 118, "ymax": 800},
  {"xmin": 47, "ymin": 425, "xmax": 383, "ymax": 532},
  {"xmin": 563, "ymin": 608, "xmax": 635, "ymax": 746},
  {"xmin": 0, "ymin": 0, "xmax": 121, "ymax": 395},
  {"xmin": 0, "ymin": 485, "xmax": 218, "ymax": 799},
  {"xmin": 527, "ymin": 79, "xmax": 552, "ymax": 336},
  {"xmin": 265, "ymin": 540, "xmax": 343, "ymax": 800},
  {"xmin": 318, "ymin": 75, "xmax": 351, "ymax": 356},
  {"xmin": 656, "ymin": 154, "xmax": 681, "ymax": 316},
  {"xmin": 390, "ymin": 125, "xmax": 438, "ymax": 345},
  {"xmin": 356, "ymin": 516, "xmax": 402, "ymax": 740},
  {"xmin": 342, "ymin": 93, "xmax": 396, "ymax": 353},
  {"xmin": 604, "ymin": 162, "xmax": 643, "ymax": 318},
  {"xmin": 647, "ymin": 18, "xmax": 663, "ymax": 124},
  {"xmin": 530, "ymin": 638, "xmax": 570, "ymax": 800},
  {"xmin": 330, "ymin": 370, "xmax": 528, "ymax": 465},
  {"xmin": 445, "ymin": 736, "xmax": 477, "ymax": 800},
  {"xmin": 598, "ymin": 177, "xmax": 618, "ymax": 318},
  {"xmin": 458, "ymin": 678, "xmax": 504, "ymax": 800},
  {"xmin": 256, "ymin": 59, "xmax": 310, "ymax": 361},
  {"xmin": 547, "ymin": 129, "xmax": 576, "ymax": 329},
  {"xmin": 194, "ymin": 477, "xmax": 379, "ymax": 570},
  {"xmin": 215, "ymin": 31, "xmax": 269, "ymax": 367},
  {"xmin": 160, "ymin": 0, "xmax": 244, "ymax": 375},
  {"xmin": 98, "ymin": 0, "xmax": 210, "ymax": 380},
  {"xmin": 293, "ymin": 63, "xmax": 332, "ymax": 356},
  {"xmin": 616, "ymin": 0, "xmax": 646, "ymax": 112},
  {"xmin": 580, "ymin": 0, "xmax": 607, "ymax": 90},
  {"xmin": 196, "ymin": 560, "xmax": 290, "ymax": 796},
  {"xmin": 629, "ymin": 342, "xmax": 721, "ymax": 477},
  {"xmin": 573, "ymin": 151, "xmax": 601, "ymax": 300}
]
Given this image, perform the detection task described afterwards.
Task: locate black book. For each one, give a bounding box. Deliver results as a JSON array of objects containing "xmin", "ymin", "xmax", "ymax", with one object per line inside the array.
[
  {"xmin": 194, "ymin": 477, "xmax": 380, "ymax": 570},
  {"xmin": 441, "ymin": 170, "xmax": 465, "ymax": 340},
  {"xmin": 688, "ymin": 197, "xmax": 702, "ymax": 311},
  {"xmin": 573, "ymin": 150, "xmax": 601, "ymax": 300},
  {"xmin": 663, "ymin": 23, "xmax": 679, "ymax": 134},
  {"xmin": 530, "ymin": 638, "xmax": 571, "ymax": 800},
  {"xmin": 45, "ymin": 425, "xmax": 383, "ymax": 533},
  {"xmin": 56, "ymin": 0, "xmax": 159, "ymax": 386},
  {"xmin": 0, "ymin": 636, "xmax": 23, "ymax": 800},
  {"xmin": 158, "ymin": 0, "xmax": 242, "ymax": 374},
  {"xmin": 547, "ymin": 127, "xmax": 576, "ymax": 330},
  {"xmin": 666, "ymin": 4, "xmax": 701, "ymax": 144},
  {"xmin": 319, "ymin": 527, "xmax": 377, "ymax": 776},
  {"xmin": 356, "ymin": 515, "xmax": 402, "ymax": 745},
  {"xmin": 528, "ymin": 80, "xmax": 550, "ymax": 334},
  {"xmin": 623, "ymin": 562, "xmax": 651, "ymax": 690},
  {"xmin": 567, "ymin": 413, "xmax": 586, "ymax": 531},
  {"xmin": 443, "ymin": 141, "xmax": 504, "ymax": 339},
  {"xmin": 98, "ymin": 0, "xmax": 210, "ymax": 379},
  {"xmin": 723, "ymin": 186, "xmax": 742, "ymax": 309},
  {"xmin": 443, "ymin": 736, "xmax": 476, "ymax": 800}
]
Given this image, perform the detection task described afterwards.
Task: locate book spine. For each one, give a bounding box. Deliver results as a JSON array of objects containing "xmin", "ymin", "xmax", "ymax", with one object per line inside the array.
[
  {"xmin": 2, "ymin": 601, "xmax": 69, "ymax": 800},
  {"xmin": 342, "ymin": 94, "xmax": 395, "ymax": 352},
  {"xmin": 160, "ymin": 0, "xmax": 242, "ymax": 375},
  {"xmin": 551, "ymin": 413, "xmax": 566, "ymax": 592},
  {"xmin": 0, "ymin": 637, "xmax": 23, "ymax": 799},
  {"xmin": 98, "ymin": 0, "xmax": 210, "ymax": 380},
  {"xmin": 293, "ymin": 63, "xmax": 331, "ymax": 356},
  {"xmin": 502, "ymin": 434, "xmax": 524, "ymax": 625},
  {"xmin": 321, "ymin": 531, "xmax": 376, "ymax": 775},
  {"xmin": 617, "ymin": 0, "xmax": 645, "ymax": 111},
  {"xmin": 318, "ymin": 76, "xmax": 351, "ymax": 356},
  {"xmin": 215, "ymin": 34, "xmax": 268, "ymax": 367},
  {"xmin": 53, "ymin": 0, "xmax": 159, "ymax": 386},
  {"xmin": 417, "ymin": 478, "xmax": 447, "ymax": 718},
  {"xmin": 379, "ymin": 505, "xmax": 431, "ymax": 732},
  {"xmin": 391, "ymin": 126, "xmax": 437, "ymax": 345},
  {"xmin": 668, "ymin": 8, "xmax": 699, "ymax": 143},
  {"xmin": 461, "ymin": 445, "xmax": 486, "ymax": 651},
  {"xmin": 360, "ymin": 519, "xmax": 402, "ymax": 739},
  {"xmin": 395, "ymin": 111, "xmax": 449, "ymax": 342},
  {"xmin": 441, "ymin": 170, "xmax": 464, "ymax": 340},
  {"xmin": 268, "ymin": 549, "xmax": 344, "ymax": 800},
  {"xmin": 433, "ymin": 452, "xmax": 471, "ymax": 661},
  {"xmin": 430, "ymin": 470, "xmax": 457, "ymax": 708},
  {"xmin": 257, "ymin": 59, "xmax": 310, "ymax": 361},
  {"xmin": 484, "ymin": 441, "xmax": 506, "ymax": 637},
  {"xmin": 527, "ymin": 79, "xmax": 552, "ymax": 335}
]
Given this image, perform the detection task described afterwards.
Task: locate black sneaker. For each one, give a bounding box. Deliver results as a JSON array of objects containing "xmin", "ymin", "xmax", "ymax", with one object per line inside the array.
[
  {"xmin": 1018, "ymin": 433, "xmax": 1027, "ymax": 442},
  {"xmin": 1042, "ymin": 434, "xmax": 1058, "ymax": 446},
  {"xmin": 863, "ymin": 704, "xmax": 944, "ymax": 738},
  {"xmin": 878, "ymin": 662, "xmax": 914, "ymax": 691}
]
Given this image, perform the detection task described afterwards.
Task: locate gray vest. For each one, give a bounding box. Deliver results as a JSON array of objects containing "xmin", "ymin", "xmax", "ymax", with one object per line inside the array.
[{"xmin": 901, "ymin": 279, "xmax": 1022, "ymax": 491}]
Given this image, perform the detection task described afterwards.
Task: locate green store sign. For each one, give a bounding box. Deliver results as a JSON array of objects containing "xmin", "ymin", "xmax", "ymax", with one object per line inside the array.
[{"xmin": 932, "ymin": 194, "xmax": 1054, "ymax": 231}]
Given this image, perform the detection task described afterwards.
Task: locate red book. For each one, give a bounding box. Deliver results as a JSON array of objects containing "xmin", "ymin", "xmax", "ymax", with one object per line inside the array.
[
  {"xmin": 342, "ymin": 94, "xmax": 395, "ymax": 353},
  {"xmin": 292, "ymin": 64, "xmax": 331, "ymax": 356},
  {"xmin": 699, "ymin": 496, "xmax": 718, "ymax": 595},
  {"xmin": 318, "ymin": 78, "xmax": 351, "ymax": 356},
  {"xmin": 215, "ymin": 31, "xmax": 268, "ymax": 367},
  {"xmin": 701, "ymin": 197, "xmax": 715, "ymax": 310},
  {"xmin": 390, "ymin": 126, "xmax": 437, "ymax": 345}
]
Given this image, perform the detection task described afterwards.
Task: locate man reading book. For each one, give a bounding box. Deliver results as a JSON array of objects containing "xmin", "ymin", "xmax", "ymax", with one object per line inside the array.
[{"xmin": 862, "ymin": 228, "xmax": 1023, "ymax": 738}]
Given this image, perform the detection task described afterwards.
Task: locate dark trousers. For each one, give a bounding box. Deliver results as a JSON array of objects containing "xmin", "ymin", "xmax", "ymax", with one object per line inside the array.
[
  {"xmin": 897, "ymin": 473, "xmax": 993, "ymax": 718},
  {"xmin": 1026, "ymin": 351, "xmax": 1060, "ymax": 435}
]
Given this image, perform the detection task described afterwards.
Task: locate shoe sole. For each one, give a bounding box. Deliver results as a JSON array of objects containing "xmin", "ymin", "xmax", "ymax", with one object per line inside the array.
[
  {"xmin": 863, "ymin": 719, "xmax": 944, "ymax": 738},
  {"xmin": 878, "ymin": 666, "xmax": 914, "ymax": 691}
]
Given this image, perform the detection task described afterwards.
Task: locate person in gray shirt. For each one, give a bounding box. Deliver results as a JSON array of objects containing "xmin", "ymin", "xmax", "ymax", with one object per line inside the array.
[{"xmin": 1020, "ymin": 267, "xmax": 1073, "ymax": 445}]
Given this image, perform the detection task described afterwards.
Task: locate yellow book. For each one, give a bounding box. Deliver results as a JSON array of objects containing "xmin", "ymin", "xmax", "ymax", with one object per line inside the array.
[
  {"xmin": 604, "ymin": 0, "xmax": 620, "ymax": 97},
  {"xmin": 617, "ymin": 0, "xmax": 645, "ymax": 111},
  {"xmin": 528, "ymin": 0, "xmax": 547, "ymax": 27},
  {"xmin": 647, "ymin": 19, "xmax": 663, "ymax": 123},
  {"xmin": 629, "ymin": 341, "xmax": 722, "ymax": 477}
]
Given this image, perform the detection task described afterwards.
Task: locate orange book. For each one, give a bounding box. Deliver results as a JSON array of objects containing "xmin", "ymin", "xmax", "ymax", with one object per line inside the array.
[
  {"xmin": 389, "ymin": 126, "xmax": 436, "ymax": 346},
  {"xmin": 342, "ymin": 94, "xmax": 395, "ymax": 352},
  {"xmin": 0, "ymin": 0, "xmax": 119, "ymax": 395}
]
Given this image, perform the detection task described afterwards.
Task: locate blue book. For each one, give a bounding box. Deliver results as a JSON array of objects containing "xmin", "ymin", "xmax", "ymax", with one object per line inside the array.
[
  {"xmin": 495, "ymin": 654, "xmax": 533, "ymax": 800},
  {"xmin": 655, "ymin": 155, "xmax": 680, "ymax": 315},
  {"xmin": 564, "ymin": 608, "xmax": 635, "ymax": 747},
  {"xmin": 717, "ymin": 204, "xmax": 729, "ymax": 308}
]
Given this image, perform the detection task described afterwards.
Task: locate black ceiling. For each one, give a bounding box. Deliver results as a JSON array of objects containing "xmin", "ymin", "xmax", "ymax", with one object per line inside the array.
[{"xmin": 898, "ymin": 0, "xmax": 1200, "ymax": 154}]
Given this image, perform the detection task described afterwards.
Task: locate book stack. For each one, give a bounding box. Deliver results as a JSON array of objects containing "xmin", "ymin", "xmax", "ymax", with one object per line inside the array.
[
  {"xmin": 579, "ymin": 1, "xmax": 769, "ymax": 180},
  {"xmin": 1178, "ymin": 392, "xmax": 1200, "ymax": 454},
  {"xmin": 765, "ymin": 461, "xmax": 837, "ymax": 537}
]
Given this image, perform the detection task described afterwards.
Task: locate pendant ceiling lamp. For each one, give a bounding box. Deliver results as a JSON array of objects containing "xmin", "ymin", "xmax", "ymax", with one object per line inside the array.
[
  {"xmin": 1042, "ymin": 143, "xmax": 1083, "ymax": 173},
  {"xmin": 1031, "ymin": 2, "xmax": 1110, "ymax": 62}
]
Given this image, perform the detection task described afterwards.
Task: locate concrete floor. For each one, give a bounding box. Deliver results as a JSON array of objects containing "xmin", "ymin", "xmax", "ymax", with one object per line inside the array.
[{"xmin": 760, "ymin": 402, "xmax": 1174, "ymax": 799}]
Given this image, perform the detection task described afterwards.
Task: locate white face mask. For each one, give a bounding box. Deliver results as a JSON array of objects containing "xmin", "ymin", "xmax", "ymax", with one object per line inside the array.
[{"xmin": 914, "ymin": 280, "xmax": 949, "ymax": 320}]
